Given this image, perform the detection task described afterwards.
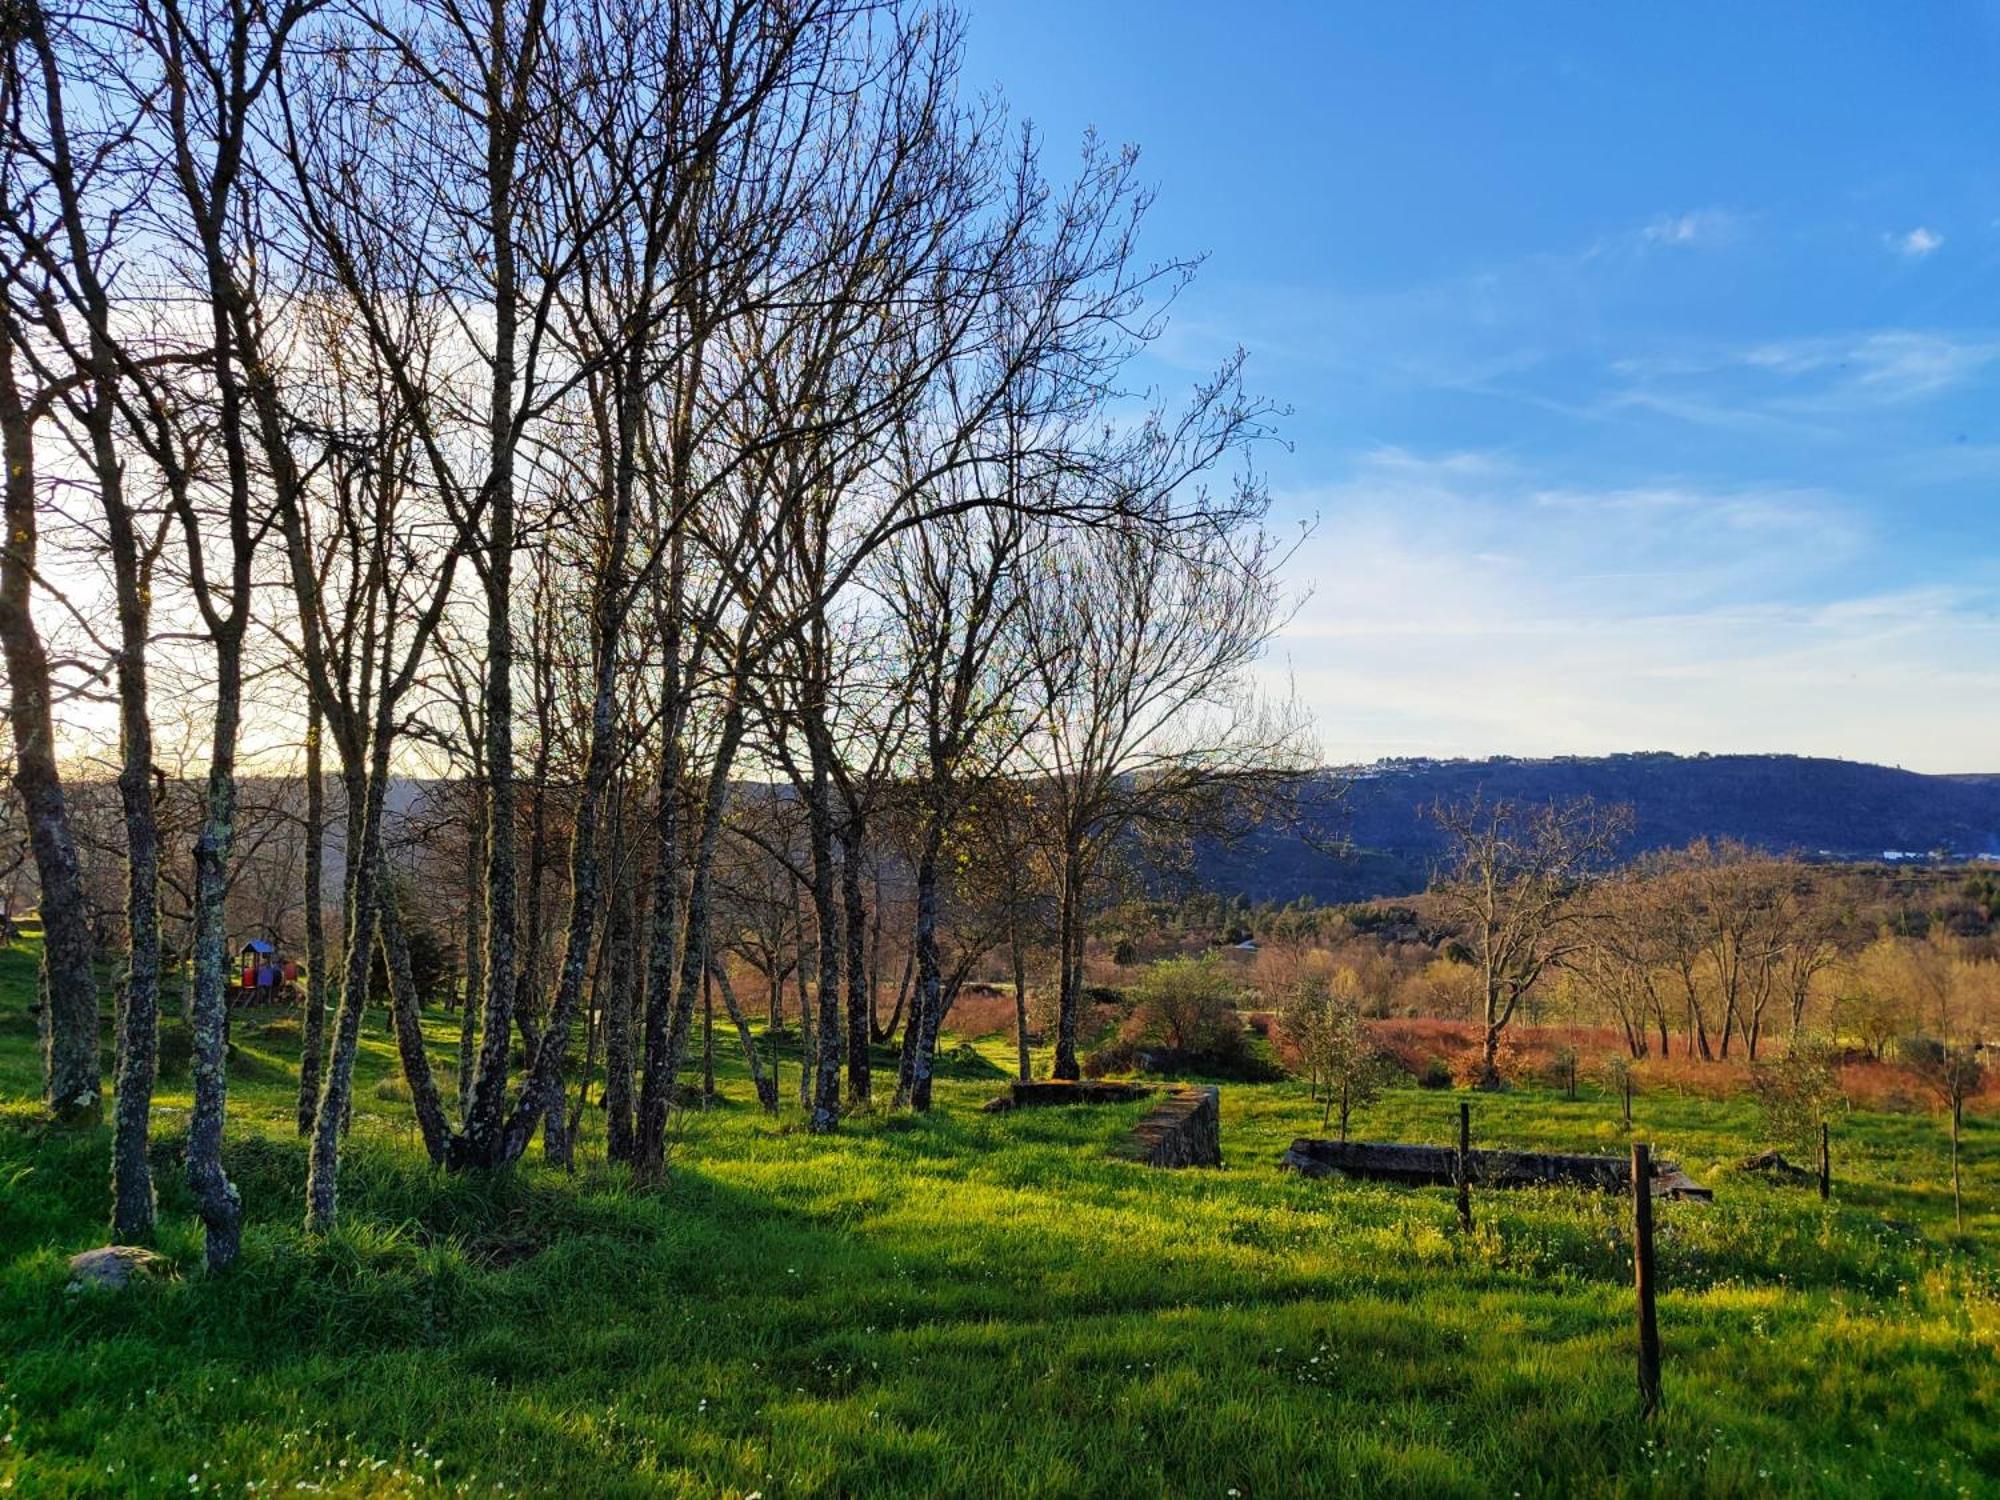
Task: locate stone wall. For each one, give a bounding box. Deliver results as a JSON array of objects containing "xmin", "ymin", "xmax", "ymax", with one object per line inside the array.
[{"xmin": 1114, "ymin": 1086, "xmax": 1221, "ymax": 1168}]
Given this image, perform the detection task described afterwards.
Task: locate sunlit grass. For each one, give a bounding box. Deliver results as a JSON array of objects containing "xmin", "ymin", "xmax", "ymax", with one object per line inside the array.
[{"xmin": 1, "ymin": 935, "xmax": 1994, "ymax": 1496}]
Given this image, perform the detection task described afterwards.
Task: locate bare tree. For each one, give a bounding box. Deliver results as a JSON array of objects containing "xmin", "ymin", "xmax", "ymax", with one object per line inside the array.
[
  {"xmin": 127, "ymin": 0, "xmax": 333, "ymax": 1269},
  {"xmin": 881, "ymin": 503, "xmax": 1033, "ymax": 1109},
  {"xmin": 1429, "ymin": 795, "xmax": 1630, "ymax": 1088},
  {"xmin": 0, "ymin": 10, "xmax": 113, "ymax": 1126},
  {"xmin": 1024, "ymin": 517, "xmax": 1308, "ymax": 1080}
]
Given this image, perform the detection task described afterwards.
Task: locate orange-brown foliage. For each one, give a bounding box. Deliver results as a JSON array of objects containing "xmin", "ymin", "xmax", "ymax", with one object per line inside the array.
[{"xmin": 944, "ymin": 984, "xmax": 1021, "ymax": 1040}]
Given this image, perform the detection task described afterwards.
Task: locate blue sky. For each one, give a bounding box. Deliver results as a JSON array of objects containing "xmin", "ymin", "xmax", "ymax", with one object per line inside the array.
[{"xmin": 962, "ymin": 2, "xmax": 2000, "ymax": 772}]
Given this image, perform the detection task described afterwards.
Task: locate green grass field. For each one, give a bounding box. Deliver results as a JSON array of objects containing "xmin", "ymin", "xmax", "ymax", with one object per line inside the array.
[{"xmin": 1, "ymin": 932, "xmax": 1995, "ymax": 1497}]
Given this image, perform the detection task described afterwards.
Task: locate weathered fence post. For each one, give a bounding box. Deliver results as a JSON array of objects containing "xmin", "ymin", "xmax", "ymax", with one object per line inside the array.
[
  {"xmin": 1622, "ymin": 1072, "xmax": 1633, "ymax": 1129},
  {"xmin": 1632, "ymin": 1141, "xmax": 1662, "ymax": 1417},
  {"xmin": 1818, "ymin": 1121, "xmax": 1830, "ymax": 1202},
  {"xmin": 1456, "ymin": 1100, "xmax": 1472, "ymax": 1233}
]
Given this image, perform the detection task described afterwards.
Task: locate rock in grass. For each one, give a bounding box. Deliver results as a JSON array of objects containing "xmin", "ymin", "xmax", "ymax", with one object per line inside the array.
[{"xmin": 67, "ymin": 1245, "xmax": 168, "ymax": 1292}]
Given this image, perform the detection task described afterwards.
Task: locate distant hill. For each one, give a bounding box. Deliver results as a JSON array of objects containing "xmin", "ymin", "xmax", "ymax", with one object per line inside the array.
[{"xmin": 1192, "ymin": 753, "xmax": 2000, "ymax": 904}]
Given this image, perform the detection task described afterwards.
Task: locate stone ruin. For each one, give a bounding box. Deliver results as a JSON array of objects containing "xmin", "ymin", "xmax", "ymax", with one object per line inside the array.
[{"xmin": 1113, "ymin": 1085, "xmax": 1222, "ymax": 1168}]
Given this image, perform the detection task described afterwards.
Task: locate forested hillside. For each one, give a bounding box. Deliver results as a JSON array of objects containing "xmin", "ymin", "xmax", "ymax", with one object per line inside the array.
[{"xmin": 1195, "ymin": 753, "xmax": 2000, "ymax": 902}]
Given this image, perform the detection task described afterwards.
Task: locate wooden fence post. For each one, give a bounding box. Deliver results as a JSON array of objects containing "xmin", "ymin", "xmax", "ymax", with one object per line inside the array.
[
  {"xmin": 1818, "ymin": 1121, "xmax": 1830, "ymax": 1202},
  {"xmin": 1456, "ymin": 1100, "xmax": 1472, "ymax": 1233},
  {"xmin": 1622, "ymin": 1072, "xmax": 1632, "ymax": 1129},
  {"xmin": 1632, "ymin": 1141, "xmax": 1662, "ymax": 1417}
]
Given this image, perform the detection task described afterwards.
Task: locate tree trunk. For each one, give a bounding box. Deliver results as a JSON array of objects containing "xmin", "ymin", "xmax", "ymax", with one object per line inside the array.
[
  {"xmin": 1478, "ymin": 1019, "xmax": 1503, "ymax": 1089},
  {"xmin": 186, "ymin": 638, "xmax": 247, "ymax": 1269},
  {"xmin": 305, "ymin": 765, "xmax": 390, "ymax": 1232},
  {"xmin": 453, "ymin": 701, "xmax": 518, "ymax": 1165},
  {"xmin": 1052, "ymin": 853, "xmax": 1083, "ymax": 1081},
  {"xmin": 516, "ymin": 752, "xmax": 551, "ymax": 1062},
  {"xmin": 910, "ymin": 960, "xmax": 949, "ymax": 1111},
  {"xmin": 841, "ymin": 827, "xmax": 870, "ymax": 1104},
  {"xmin": 795, "ymin": 901, "xmax": 814, "ymax": 1111},
  {"xmin": 0, "ymin": 335, "xmax": 98, "ymax": 1123},
  {"xmin": 457, "ymin": 786, "xmax": 486, "ymax": 1110},
  {"xmin": 456, "ymin": 31, "xmax": 526, "ymax": 1170},
  {"xmin": 65, "ymin": 312, "xmax": 162, "ymax": 1231},
  {"xmin": 766, "ymin": 962, "xmax": 781, "ymax": 1105},
  {"xmin": 1951, "ymin": 1098, "xmax": 1963, "ymax": 1232},
  {"xmin": 702, "ymin": 964, "xmax": 715, "ymax": 1104},
  {"xmin": 867, "ymin": 870, "xmax": 885, "ymax": 1040},
  {"xmin": 710, "ymin": 961, "xmax": 776, "ymax": 1111},
  {"xmin": 1010, "ymin": 920, "xmax": 1031, "ymax": 1083},
  {"xmin": 805, "ymin": 739, "xmax": 843, "ymax": 1133},
  {"xmin": 108, "ymin": 725, "xmax": 162, "ymax": 1237},
  {"xmin": 377, "ymin": 864, "xmax": 450, "ymax": 1164},
  {"xmin": 602, "ymin": 865, "xmax": 638, "ymax": 1163},
  {"xmin": 662, "ymin": 715, "xmax": 745, "ymax": 1107},
  {"xmin": 879, "ymin": 944, "xmax": 913, "ymax": 1049},
  {"xmin": 633, "ymin": 732, "xmax": 684, "ymax": 1174},
  {"xmin": 297, "ymin": 701, "xmax": 328, "ymax": 1135},
  {"xmin": 898, "ymin": 822, "xmax": 945, "ymax": 1110},
  {"xmin": 495, "ymin": 632, "xmax": 623, "ymax": 1168}
]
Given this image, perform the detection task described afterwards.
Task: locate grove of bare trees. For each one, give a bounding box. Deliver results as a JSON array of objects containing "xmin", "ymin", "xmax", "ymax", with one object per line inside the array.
[{"xmin": 0, "ymin": 0, "xmax": 1308, "ymax": 1263}]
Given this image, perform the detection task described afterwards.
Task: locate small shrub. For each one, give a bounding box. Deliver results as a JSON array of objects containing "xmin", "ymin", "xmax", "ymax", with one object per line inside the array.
[
  {"xmin": 1450, "ymin": 1037, "xmax": 1528, "ymax": 1089},
  {"xmin": 1417, "ymin": 1057, "xmax": 1452, "ymax": 1090},
  {"xmin": 1279, "ymin": 970, "xmax": 1390, "ymax": 1140},
  {"xmin": 374, "ymin": 1075, "xmax": 413, "ymax": 1104},
  {"xmin": 1081, "ymin": 956, "xmax": 1282, "ymax": 1080},
  {"xmin": 1548, "ymin": 1045, "xmax": 1580, "ymax": 1099},
  {"xmin": 156, "ymin": 1020, "xmax": 195, "ymax": 1079},
  {"xmin": 1082, "ymin": 1035, "xmax": 1139, "ymax": 1078},
  {"xmin": 1750, "ymin": 1036, "xmax": 1845, "ymax": 1154},
  {"xmin": 1127, "ymin": 957, "xmax": 1238, "ymax": 1055}
]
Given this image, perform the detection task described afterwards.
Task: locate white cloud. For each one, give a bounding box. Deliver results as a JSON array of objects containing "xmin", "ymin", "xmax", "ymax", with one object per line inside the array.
[
  {"xmin": 1893, "ymin": 226, "xmax": 1944, "ymax": 257},
  {"xmin": 1604, "ymin": 330, "xmax": 2000, "ymax": 431},
  {"xmin": 1263, "ymin": 451, "xmax": 2000, "ymax": 772},
  {"xmin": 1640, "ymin": 209, "xmax": 1735, "ymax": 248},
  {"xmin": 1750, "ymin": 329, "xmax": 1999, "ymax": 404}
]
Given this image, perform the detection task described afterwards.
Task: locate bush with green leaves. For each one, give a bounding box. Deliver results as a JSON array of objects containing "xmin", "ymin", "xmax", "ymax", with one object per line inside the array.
[
  {"xmin": 1084, "ymin": 955, "xmax": 1268, "ymax": 1078},
  {"xmin": 1749, "ymin": 1035, "xmax": 1844, "ymax": 1155},
  {"xmin": 1280, "ymin": 968, "xmax": 1390, "ymax": 1139}
]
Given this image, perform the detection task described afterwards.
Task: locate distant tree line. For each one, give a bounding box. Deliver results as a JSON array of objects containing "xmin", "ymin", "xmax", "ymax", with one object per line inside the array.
[{"xmin": 1126, "ymin": 827, "xmax": 1998, "ymax": 1082}]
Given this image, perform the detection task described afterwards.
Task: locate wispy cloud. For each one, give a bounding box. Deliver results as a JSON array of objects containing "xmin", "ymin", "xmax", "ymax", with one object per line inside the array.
[
  {"xmin": 1601, "ymin": 330, "xmax": 2000, "ymax": 432},
  {"xmin": 1640, "ymin": 209, "xmax": 1736, "ymax": 248},
  {"xmin": 1264, "ymin": 450, "xmax": 2000, "ymax": 771},
  {"xmin": 1746, "ymin": 330, "xmax": 1998, "ymax": 399},
  {"xmin": 1284, "ymin": 448, "xmax": 1863, "ymax": 619},
  {"xmin": 1892, "ymin": 225, "xmax": 1944, "ymax": 257}
]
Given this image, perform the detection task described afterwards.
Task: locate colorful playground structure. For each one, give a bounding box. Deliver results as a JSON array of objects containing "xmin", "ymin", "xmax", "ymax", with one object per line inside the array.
[{"xmin": 234, "ymin": 938, "xmax": 299, "ymax": 1007}]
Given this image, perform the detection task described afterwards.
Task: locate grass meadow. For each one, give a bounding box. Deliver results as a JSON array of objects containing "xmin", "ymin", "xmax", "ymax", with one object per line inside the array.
[{"xmin": 1, "ymin": 931, "xmax": 1995, "ymax": 1497}]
